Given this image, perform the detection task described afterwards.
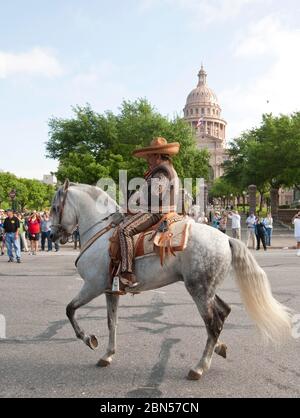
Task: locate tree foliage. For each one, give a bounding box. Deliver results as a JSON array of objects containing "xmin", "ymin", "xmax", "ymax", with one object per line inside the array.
[
  {"xmin": 221, "ymin": 112, "xmax": 300, "ymax": 195},
  {"xmin": 0, "ymin": 172, "xmax": 55, "ymax": 211},
  {"xmin": 46, "ymin": 99, "xmax": 210, "ymax": 185},
  {"xmin": 210, "ymin": 177, "xmax": 239, "ymax": 199}
]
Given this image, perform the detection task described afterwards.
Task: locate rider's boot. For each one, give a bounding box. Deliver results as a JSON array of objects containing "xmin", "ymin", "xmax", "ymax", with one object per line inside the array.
[{"xmin": 119, "ymin": 271, "xmax": 139, "ymax": 288}]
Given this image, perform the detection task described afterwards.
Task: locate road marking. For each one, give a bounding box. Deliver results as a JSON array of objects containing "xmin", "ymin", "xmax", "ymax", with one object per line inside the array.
[{"xmin": 150, "ymin": 290, "xmax": 166, "ymax": 294}]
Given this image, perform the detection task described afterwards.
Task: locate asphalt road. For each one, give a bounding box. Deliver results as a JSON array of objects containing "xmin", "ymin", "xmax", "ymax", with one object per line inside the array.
[{"xmin": 0, "ymin": 247, "xmax": 299, "ymax": 398}]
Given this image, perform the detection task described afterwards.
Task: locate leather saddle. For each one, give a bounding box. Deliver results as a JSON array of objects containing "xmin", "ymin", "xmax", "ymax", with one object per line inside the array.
[{"xmin": 108, "ymin": 212, "xmax": 192, "ymax": 275}]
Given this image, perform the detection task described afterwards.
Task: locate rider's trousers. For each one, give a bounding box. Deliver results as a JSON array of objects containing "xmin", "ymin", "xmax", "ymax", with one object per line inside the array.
[{"xmin": 119, "ymin": 212, "xmax": 163, "ymax": 273}]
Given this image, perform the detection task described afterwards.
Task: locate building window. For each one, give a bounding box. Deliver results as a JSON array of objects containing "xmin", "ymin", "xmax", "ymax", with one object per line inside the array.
[
  {"xmin": 213, "ymin": 109, "xmax": 215, "ymax": 115},
  {"xmin": 196, "ymin": 108, "xmax": 198, "ymax": 114},
  {"xmin": 201, "ymin": 108, "xmax": 204, "ymax": 115},
  {"xmin": 207, "ymin": 108, "xmax": 210, "ymax": 115},
  {"xmin": 191, "ymin": 108, "xmax": 193, "ymax": 115}
]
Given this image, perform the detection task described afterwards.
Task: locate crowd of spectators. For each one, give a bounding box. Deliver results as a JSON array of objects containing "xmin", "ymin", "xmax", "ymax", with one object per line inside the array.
[
  {"xmin": 0, "ymin": 209, "xmax": 60, "ymax": 263},
  {"xmin": 190, "ymin": 205, "xmax": 300, "ymax": 256}
]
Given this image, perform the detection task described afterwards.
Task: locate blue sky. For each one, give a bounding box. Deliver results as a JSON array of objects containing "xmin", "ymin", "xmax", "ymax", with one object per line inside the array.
[{"xmin": 1, "ymin": 0, "xmax": 300, "ymax": 179}]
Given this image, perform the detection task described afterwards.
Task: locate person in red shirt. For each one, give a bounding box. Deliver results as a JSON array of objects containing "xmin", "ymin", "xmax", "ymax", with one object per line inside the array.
[{"xmin": 27, "ymin": 211, "xmax": 41, "ymax": 255}]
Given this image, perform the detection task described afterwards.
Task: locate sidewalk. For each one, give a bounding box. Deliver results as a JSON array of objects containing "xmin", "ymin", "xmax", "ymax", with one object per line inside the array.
[{"xmin": 227, "ymin": 229, "xmax": 296, "ymax": 249}]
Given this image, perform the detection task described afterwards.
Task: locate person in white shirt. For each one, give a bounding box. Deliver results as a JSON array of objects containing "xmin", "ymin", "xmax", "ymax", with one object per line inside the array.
[
  {"xmin": 228, "ymin": 210, "xmax": 241, "ymax": 239},
  {"xmin": 292, "ymin": 212, "xmax": 300, "ymax": 256},
  {"xmin": 263, "ymin": 213, "xmax": 273, "ymax": 246},
  {"xmin": 246, "ymin": 212, "xmax": 257, "ymax": 249}
]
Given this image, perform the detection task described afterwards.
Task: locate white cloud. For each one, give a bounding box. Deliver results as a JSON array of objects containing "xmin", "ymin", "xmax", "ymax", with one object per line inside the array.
[
  {"xmin": 220, "ymin": 16, "xmax": 300, "ymax": 139},
  {"xmin": 0, "ymin": 47, "xmax": 63, "ymax": 78},
  {"xmin": 139, "ymin": 0, "xmax": 263, "ymax": 25}
]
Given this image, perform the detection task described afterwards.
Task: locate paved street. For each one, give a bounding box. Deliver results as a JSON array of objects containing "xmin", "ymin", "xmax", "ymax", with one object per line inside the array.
[{"xmin": 0, "ymin": 245, "xmax": 299, "ymax": 398}]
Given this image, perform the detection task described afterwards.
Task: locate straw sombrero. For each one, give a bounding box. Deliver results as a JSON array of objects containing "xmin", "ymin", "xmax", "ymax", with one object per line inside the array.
[{"xmin": 132, "ymin": 137, "xmax": 180, "ymax": 158}]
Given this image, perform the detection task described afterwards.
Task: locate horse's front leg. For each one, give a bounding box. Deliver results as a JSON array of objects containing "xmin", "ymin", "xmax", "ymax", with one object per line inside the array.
[
  {"xmin": 97, "ymin": 293, "xmax": 119, "ymax": 367},
  {"xmin": 66, "ymin": 282, "xmax": 102, "ymax": 350}
]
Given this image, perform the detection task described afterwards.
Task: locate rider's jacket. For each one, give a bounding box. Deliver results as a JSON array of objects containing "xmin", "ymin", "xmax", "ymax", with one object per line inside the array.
[{"xmin": 129, "ymin": 162, "xmax": 180, "ymax": 214}]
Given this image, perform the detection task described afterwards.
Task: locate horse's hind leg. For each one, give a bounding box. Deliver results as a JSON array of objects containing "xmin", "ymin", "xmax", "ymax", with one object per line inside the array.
[
  {"xmin": 214, "ymin": 295, "xmax": 231, "ymax": 359},
  {"xmin": 97, "ymin": 293, "xmax": 119, "ymax": 367},
  {"xmin": 66, "ymin": 282, "xmax": 102, "ymax": 350},
  {"xmin": 185, "ymin": 287, "xmax": 231, "ymax": 380}
]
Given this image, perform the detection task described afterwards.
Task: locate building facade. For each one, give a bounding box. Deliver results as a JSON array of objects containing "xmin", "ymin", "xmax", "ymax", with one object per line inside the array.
[
  {"xmin": 183, "ymin": 65, "xmax": 227, "ymax": 180},
  {"xmin": 42, "ymin": 174, "xmax": 56, "ymax": 185}
]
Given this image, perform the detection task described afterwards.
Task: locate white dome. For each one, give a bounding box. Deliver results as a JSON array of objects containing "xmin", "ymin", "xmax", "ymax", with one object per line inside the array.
[{"xmin": 186, "ymin": 85, "xmax": 219, "ymax": 106}]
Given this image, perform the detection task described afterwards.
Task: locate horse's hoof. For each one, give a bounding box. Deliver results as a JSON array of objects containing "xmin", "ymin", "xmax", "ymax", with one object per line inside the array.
[
  {"xmin": 215, "ymin": 343, "xmax": 227, "ymax": 359},
  {"xmin": 187, "ymin": 369, "xmax": 202, "ymax": 381},
  {"xmin": 97, "ymin": 358, "xmax": 111, "ymax": 367},
  {"xmin": 85, "ymin": 335, "xmax": 98, "ymax": 350}
]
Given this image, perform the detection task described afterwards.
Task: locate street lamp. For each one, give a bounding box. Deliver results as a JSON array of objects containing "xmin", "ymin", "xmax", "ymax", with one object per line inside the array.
[
  {"xmin": 242, "ymin": 191, "xmax": 246, "ymax": 213},
  {"xmin": 9, "ymin": 189, "xmax": 17, "ymax": 211}
]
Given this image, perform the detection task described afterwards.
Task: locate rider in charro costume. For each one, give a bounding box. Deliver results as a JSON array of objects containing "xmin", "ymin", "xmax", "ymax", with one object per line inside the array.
[{"xmin": 118, "ymin": 137, "xmax": 180, "ymax": 288}]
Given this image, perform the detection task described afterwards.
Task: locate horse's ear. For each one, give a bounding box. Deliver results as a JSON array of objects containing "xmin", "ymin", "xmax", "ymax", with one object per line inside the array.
[{"xmin": 63, "ymin": 179, "xmax": 70, "ymax": 191}]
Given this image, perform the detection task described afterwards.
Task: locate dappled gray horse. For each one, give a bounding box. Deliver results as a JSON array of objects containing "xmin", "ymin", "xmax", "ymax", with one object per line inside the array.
[{"xmin": 50, "ymin": 181, "xmax": 291, "ymax": 380}]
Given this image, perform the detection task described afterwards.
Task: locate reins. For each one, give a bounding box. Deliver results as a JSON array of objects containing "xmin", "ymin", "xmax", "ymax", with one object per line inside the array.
[{"xmin": 75, "ymin": 220, "xmax": 116, "ymax": 267}]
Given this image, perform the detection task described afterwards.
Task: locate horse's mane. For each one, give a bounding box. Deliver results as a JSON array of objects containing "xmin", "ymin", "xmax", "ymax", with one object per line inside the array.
[{"xmin": 68, "ymin": 182, "xmax": 120, "ymax": 210}]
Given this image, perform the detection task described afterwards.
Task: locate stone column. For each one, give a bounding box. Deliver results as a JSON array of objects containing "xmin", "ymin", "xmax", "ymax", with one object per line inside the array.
[
  {"xmin": 270, "ymin": 188, "xmax": 279, "ymax": 220},
  {"xmin": 248, "ymin": 184, "xmax": 257, "ymax": 214}
]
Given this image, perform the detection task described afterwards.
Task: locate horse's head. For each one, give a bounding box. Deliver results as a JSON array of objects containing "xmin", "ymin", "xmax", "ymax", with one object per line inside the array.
[{"xmin": 50, "ymin": 179, "xmax": 77, "ymax": 244}]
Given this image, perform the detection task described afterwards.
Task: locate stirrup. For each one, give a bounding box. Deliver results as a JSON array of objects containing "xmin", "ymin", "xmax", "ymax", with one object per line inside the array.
[{"xmin": 105, "ymin": 276, "xmax": 127, "ymax": 295}]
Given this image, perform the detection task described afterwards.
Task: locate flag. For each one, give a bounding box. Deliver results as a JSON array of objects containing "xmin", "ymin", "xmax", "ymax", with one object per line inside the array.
[{"xmin": 196, "ymin": 117, "xmax": 204, "ymax": 128}]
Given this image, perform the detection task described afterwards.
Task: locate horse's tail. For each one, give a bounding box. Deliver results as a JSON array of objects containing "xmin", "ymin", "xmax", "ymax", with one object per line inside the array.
[{"xmin": 229, "ymin": 238, "xmax": 292, "ymax": 344}]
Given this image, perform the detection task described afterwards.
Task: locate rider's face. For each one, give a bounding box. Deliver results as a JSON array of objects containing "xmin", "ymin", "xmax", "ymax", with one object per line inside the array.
[{"xmin": 146, "ymin": 154, "xmax": 162, "ymax": 168}]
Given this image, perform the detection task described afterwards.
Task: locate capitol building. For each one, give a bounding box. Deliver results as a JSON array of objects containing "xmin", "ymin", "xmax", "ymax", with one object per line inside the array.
[{"xmin": 183, "ymin": 65, "xmax": 227, "ymax": 180}]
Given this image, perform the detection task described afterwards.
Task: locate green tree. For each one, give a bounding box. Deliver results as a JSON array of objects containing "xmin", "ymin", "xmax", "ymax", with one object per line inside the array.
[
  {"xmin": 209, "ymin": 177, "xmax": 239, "ymax": 207},
  {"xmin": 46, "ymin": 99, "xmax": 210, "ymax": 186},
  {"xmin": 222, "ymin": 112, "xmax": 300, "ymax": 215},
  {"xmin": 0, "ymin": 172, "xmax": 55, "ymax": 210}
]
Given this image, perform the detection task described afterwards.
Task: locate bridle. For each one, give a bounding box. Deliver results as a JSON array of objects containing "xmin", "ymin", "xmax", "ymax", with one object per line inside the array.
[
  {"xmin": 51, "ymin": 181, "xmax": 72, "ymax": 238},
  {"xmin": 51, "ymin": 181, "xmax": 123, "ymax": 264},
  {"xmin": 52, "ymin": 180, "xmax": 116, "ymax": 247}
]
